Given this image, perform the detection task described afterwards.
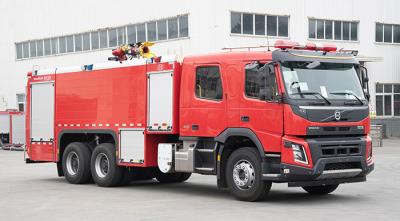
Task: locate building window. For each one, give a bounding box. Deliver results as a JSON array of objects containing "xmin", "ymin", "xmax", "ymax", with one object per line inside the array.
[
  {"xmin": 59, "ymin": 36, "xmax": 66, "ymax": 53},
  {"xmin": 66, "ymin": 35, "xmax": 74, "ymax": 53},
  {"xmin": 309, "ymin": 19, "xmax": 358, "ymax": 41},
  {"xmin": 195, "ymin": 66, "xmax": 223, "ymax": 100},
  {"xmin": 376, "ymin": 83, "xmax": 400, "ymax": 117},
  {"xmin": 157, "ymin": 20, "xmax": 167, "ymax": 41},
  {"xmin": 91, "ymin": 31, "xmax": 99, "ymax": 50},
  {"xmin": 15, "ymin": 14, "xmax": 189, "ymax": 60},
  {"xmin": 147, "ymin": 22, "xmax": 157, "ymax": 42},
  {"xmin": 82, "ymin": 33, "xmax": 91, "ymax": 51},
  {"xmin": 167, "ymin": 18, "xmax": 178, "ymax": 39},
  {"xmin": 376, "ymin": 23, "xmax": 400, "ymax": 43},
  {"xmin": 37, "ymin": 40, "xmax": 44, "ymax": 57},
  {"xmin": 29, "ymin": 41, "xmax": 36, "ymax": 57},
  {"xmin": 44, "ymin": 39, "xmax": 51, "ymax": 56},
  {"xmin": 16, "ymin": 93, "xmax": 25, "ymax": 112},
  {"xmin": 230, "ymin": 12, "xmax": 289, "ymax": 37},
  {"xmin": 74, "ymin": 34, "xmax": 83, "ymax": 52},
  {"xmin": 127, "ymin": 25, "xmax": 136, "ymax": 43},
  {"xmin": 22, "ymin": 42, "xmax": 29, "ymax": 58},
  {"xmin": 16, "ymin": 43, "xmax": 23, "ymax": 59},
  {"xmin": 117, "ymin": 27, "xmax": 126, "ymax": 45},
  {"xmin": 179, "ymin": 15, "xmax": 189, "ymax": 37},
  {"xmin": 108, "ymin": 28, "xmax": 118, "ymax": 47},
  {"xmin": 51, "ymin": 38, "xmax": 58, "ymax": 54},
  {"xmin": 137, "ymin": 23, "xmax": 146, "ymax": 42}
]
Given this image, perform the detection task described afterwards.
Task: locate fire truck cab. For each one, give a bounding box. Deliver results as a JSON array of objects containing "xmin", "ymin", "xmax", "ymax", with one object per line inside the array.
[{"xmin": 26, "ymin": 40, "xmax": 374, "ymax": 201}]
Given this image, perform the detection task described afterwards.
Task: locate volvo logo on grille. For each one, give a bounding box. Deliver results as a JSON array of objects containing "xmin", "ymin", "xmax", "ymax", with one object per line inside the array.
[{"xmin": 334, "ymin": 110, "xmax": 341, "ymax": 121}]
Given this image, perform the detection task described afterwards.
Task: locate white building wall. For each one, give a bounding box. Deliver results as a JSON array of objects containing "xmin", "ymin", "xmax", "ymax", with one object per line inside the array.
[{"xmin": 0, "ymin": 0, "xmax": 399, "ymax": 114}]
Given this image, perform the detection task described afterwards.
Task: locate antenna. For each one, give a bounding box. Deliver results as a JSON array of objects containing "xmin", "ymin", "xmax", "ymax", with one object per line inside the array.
[{"xmin": 266, "ymin": 35, "xmax": 271, "ymax": 52}]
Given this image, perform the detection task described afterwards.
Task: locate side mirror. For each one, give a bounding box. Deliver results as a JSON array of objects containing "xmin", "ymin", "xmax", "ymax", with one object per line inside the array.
[{"xmin": 364, "ymin": 89, "xmax": 370, "ymax": 101}]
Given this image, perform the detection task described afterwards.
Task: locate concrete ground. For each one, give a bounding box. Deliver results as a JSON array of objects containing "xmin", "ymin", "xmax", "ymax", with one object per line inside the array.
[{"xmin": 0, "ymin": 140, "xmax": 399, "ymax": 221}]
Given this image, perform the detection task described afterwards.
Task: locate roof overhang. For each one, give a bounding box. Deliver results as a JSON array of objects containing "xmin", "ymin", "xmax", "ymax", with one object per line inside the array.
[{"xmin": 355, "ymin": 55, "xmax": 384, "ymax": 62}]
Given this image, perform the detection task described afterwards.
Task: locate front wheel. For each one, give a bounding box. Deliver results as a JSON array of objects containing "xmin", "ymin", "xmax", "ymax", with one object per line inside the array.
[
  {"xmin": 302, "ymin": 184, "xmax": 339, "ymax": 195},
  {"xmin": 226, "ymin": 147, "xmax": 271, "ymax": 201}
]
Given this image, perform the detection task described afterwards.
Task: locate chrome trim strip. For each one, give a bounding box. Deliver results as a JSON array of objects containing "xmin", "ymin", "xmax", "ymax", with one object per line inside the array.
[
  {"xmin": 265, "ymin": 154, "xmax": 281, "ymax": 158},
  {"xmin": 299, "ymin": 106, "xmax": 368, "ymax": 110},
  {"xmin": 262, "ymin": 174, "xmax": 281, "ymax": 178},
  {"xmin": 322, "ymin": 169, "xmax": 362, "ymax": 174}
]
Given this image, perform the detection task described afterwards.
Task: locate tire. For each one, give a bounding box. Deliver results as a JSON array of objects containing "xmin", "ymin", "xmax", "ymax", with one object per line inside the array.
[
  {"xmin": 176, "ymin": 173, "xmax": 192, "ymax": 182},
  {"xmin": 155, "ymin": 169, "xmax": 192, "ymax": 183},
  {"xmin": 302, "ymin": 184, "xmax": 339, "ymax": 195},
  {"xmin": 62, "ymin": 142, "xmax": 92, "ymax": 184},
  {"xmin": 226, "ymin": 147, "xmax": 271, "ymax": 201},
  {"xmin": 91, "ymin": 143, "xmax": 123, "ymax": 187}
]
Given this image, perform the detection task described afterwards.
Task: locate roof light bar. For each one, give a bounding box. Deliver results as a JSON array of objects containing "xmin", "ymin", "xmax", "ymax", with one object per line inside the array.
[{"xmin": 274, "ymin": 40, "xmax": 337, "ymax": 52}]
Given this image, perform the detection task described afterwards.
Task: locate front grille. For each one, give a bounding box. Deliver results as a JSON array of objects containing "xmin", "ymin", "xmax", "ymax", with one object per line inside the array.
[
  {"xmin": 324, "ymin": 162, "xmax": 361, "ymax": 171},
  {"xmin": 322, "ymin": 126, "xmax": 351, "ymax": 132},
  {"xmin": 321, "ymin": 144, "xmax": 360, "ymax": 157}
]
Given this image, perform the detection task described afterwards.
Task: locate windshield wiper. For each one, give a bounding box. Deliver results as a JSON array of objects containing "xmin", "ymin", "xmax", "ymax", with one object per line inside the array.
[
  {"xmin": 292, "ymin": 91, "xmax": 331, "ymax": 105},
  {"xmin": 330, "ymin": 91, "xmax": 364, "ymax": 105}
]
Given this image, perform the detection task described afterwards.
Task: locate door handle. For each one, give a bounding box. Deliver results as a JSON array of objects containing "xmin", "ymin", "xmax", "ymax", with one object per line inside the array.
[
  {"xmin": 241, "ymin": 116, "xmax": 250, "ymax": 122},
  {"xmin": 192, "ymin": 124, "xmax": 199, "ymax": 130}
]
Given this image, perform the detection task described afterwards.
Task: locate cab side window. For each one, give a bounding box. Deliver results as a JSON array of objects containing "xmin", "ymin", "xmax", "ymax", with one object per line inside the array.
[
  {"xmin": 195, "ymin": 66, "xmax": 223, "ymax": 100},
  {"xmin": 245, "ymin": 69, "xmax": 260, "ymax": 98},
  {"xmin": 245, "ymin": 64, "xmax": 278, "ymax": 101}
]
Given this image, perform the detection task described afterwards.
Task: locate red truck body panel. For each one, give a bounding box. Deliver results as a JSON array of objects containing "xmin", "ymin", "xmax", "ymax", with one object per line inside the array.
[{"xmin": 26, "ymin": 59, "xmax": 181, "ymax": 167}]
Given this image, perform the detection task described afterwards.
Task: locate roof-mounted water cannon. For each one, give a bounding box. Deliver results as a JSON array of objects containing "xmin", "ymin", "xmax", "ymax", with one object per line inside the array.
[{"xmin": 108, "ymin": 41, "xmax": 157, "ymax": 63}]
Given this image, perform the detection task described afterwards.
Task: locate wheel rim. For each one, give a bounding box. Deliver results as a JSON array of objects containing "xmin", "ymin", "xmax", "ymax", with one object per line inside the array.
[
  {"xmin": 232, "ymin": 160, "xmax": 255, "ymax": 190},
  {"xmin": 66, "ymin": 151, "xmax": 79, "ymax": 176},
  {"xmin": 95, "ymin": 153, "xmax": 110, "ymax": 178}
]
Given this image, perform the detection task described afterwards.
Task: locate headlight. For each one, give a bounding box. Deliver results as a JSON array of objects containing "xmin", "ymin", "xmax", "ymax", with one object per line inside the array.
[{"xmin": 291, "ymin": 144, "xmax": 308, "ymax": 165}]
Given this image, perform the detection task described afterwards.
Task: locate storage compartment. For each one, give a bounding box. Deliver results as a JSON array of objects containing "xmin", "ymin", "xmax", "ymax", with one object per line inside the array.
[
  {"xmin": 11, "ymin": 114, "xmax": 25, "ymax": 145},
  {"xmin": 147, "ymin": 71, "xmax": 174, "ymax": 131},
  {"xmin": 119, "ymin": 129, "xmax": 145, "ymax": 163},
  {"xmin": 0, "ymin": 114, "xmax": 10, "ymax": 134},
  {"xmin": 30, "ymin": 82, "xmax": 54, "ymax": 141}
]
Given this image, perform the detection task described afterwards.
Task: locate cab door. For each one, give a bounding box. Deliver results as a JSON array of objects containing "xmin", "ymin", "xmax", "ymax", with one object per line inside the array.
[
  {"xmin": 180, "ymin": 64, "xmax": 227, "ymax": 137},
  {"xmin": 240, "ymin": 63, "xmax": 283, "ymax": 152}
]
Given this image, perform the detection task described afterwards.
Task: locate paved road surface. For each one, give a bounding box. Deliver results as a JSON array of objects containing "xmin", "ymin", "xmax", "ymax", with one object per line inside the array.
[{"xmin": 1, "ymin": 140, "xmax": 399, "ymax": 221}]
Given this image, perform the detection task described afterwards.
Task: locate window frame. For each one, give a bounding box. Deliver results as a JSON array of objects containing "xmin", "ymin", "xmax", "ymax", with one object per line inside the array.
[
  {"xmin": 375, "ymin": 83, "xmax": 400, "ymax": 117},
  {"xmin": 308, "ymin": 18, "xmax": 359, "ymax": 42},
  {"xmin": 194, "ymin": 65, "xmax": 224, "ymax": 102},
  {"xmin": 230, "ymin": 11, "xmax": 290, "ymax": 38},
  {"xmin": 375, "ymin": 22, "xmax": 400, "ymax": 44},
  {"xmin": 15, "ymin": 14, "xmax": 189, "ymax": 60}
]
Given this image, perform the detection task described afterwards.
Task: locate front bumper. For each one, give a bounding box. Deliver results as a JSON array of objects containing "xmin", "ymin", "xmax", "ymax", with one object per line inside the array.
[{"xmin": 262, "ymin": 136, "xmax": 374, "ymax": 186}]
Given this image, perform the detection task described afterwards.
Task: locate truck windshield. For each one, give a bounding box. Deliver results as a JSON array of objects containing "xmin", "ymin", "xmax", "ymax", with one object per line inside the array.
[{"xmin": 281, "ymin": 61, "xmax": 365, "ymax": 100}]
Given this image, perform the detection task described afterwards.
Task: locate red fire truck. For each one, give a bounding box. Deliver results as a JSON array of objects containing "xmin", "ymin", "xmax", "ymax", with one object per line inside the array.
[
  {"xmin": 25, "ymin": 40, "xmax": 374, "ymax": 201},
  {"xmin": 0, "ymin": 110, "xmax": 25, "ymax": 148}
]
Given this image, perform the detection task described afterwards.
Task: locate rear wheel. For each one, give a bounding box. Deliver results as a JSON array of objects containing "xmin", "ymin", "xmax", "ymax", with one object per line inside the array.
[
  {"xmin": 62, "ymin": 142, "xmax": 92, "ymax": 184},
  {"xmin": 226, "ymin": 147, "xmax": 271, "ymax": 201},
  {"xmin": 91, "ymin": 143, "xmax": 123, "ymax": 187},
  {"xmin": 155, "ymin": 169, "xmax": 191, "ymax": 183},
  {"xmin": 302, "ymin": 184, "xmax": 339, "ymax": 195}
]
